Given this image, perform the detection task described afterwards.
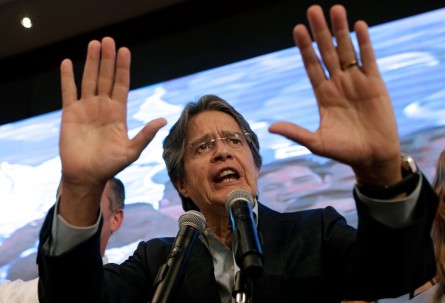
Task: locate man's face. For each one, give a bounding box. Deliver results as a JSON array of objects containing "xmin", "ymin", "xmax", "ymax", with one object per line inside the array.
[
  {"xmin": 100, "ymin": 181, "xmax": 113, "ymax": 253},
  {"xmin": 99, "ymin": 181, "xmax": 123, "ymax": 256},
  {"xmin": 177, "ymin": 110, "xmax": 259, "ymax": 216},
  {"xmin": 258, "ymin": 165, "xmax": 326, "ymax": 211}
]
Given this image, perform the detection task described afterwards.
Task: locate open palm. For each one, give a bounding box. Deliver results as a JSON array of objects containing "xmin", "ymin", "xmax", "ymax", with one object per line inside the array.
[
  {"xmin": 270, "ymin": 5, "xmax": 401, "ymax": 185},
  {"xmin": 58, "ymin": 37, "xmax": 165, "ymax": 225}
]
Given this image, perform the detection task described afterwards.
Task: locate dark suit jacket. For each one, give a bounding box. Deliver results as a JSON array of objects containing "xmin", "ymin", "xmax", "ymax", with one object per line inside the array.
[{"xmin": 38, "ymin": 176, "xmax": 438, "ymax": 303}]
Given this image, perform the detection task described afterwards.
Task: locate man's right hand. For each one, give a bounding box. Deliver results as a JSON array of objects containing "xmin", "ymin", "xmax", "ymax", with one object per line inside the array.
[{"xmin": 58, "ymin": 37, "xmax": 166, "ymax": 226}]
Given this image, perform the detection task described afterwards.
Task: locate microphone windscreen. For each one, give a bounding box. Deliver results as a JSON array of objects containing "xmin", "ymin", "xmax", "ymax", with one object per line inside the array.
[
  {"xmin": 178, "ymin": 210, "xmax": 206, "ymax": 233},
  {"xmin": 224, "ymin": 189, "xmax": 255, "ymax": 211}
]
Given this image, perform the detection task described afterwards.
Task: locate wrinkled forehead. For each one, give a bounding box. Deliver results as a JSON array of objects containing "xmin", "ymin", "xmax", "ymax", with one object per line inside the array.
[{"xmin": 186, "ymin": 110, "xmax": 242, "ymax": 139}]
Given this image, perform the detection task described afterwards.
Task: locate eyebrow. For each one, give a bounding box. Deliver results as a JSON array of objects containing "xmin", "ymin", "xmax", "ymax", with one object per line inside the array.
[{"xmin": 186, "ymin": 133, "xmax": 212, "ymax": 146}]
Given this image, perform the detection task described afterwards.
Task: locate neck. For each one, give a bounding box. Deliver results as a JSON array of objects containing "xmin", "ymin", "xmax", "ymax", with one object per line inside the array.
[{"xmin": 202, "ymin": 209, "xmax": 233, "ymax": 248}]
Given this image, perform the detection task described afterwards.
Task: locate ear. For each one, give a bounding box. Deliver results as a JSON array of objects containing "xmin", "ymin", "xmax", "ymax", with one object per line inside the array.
[
  {"xmin": 111, "ymin": 209, "xmax": 124, "ymax": 233},
  {"xmin": 175, "ymin": 180, "xmax": 190, "ymax": 198}
]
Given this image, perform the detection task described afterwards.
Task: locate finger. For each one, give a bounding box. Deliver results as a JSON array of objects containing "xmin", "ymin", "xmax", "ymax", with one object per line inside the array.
[
  {"xmin": 60, "ymin": 59, "xmax": 78, "ymax": 107},
  {"xmin": 293, "ymin": 24, "xmax": 326, "ymax": 88},
  {"xmin": 81, "ymin": 40, "xmax": 101, "ymax": 99},
  {"xmin": 306, "ymin": 5, "xmax": 341, "ymax": 75},
  {"xmin": 128, "ymin": 118, "xmax": 167, "ymax": 161},
  {"xmin": 355, "ymin": 21, "xmax": 380, "ymax": 77},
  {"xmin": 98, "ymin": 37, "xmax": 117, "ymax": 97},
  {"xmin": 268, "ymin": 121, "xmax": 321, "ymax": 154},
  {"xmin": 112, "ymin": 47, "xmax": 131, "ymax": 105},
  {"xmin": 330, "ymin": 5, "xmax": 358, "ymax": 71}
]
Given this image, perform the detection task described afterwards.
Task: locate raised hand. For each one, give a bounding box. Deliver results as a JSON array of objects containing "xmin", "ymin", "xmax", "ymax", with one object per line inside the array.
[
  {"xmin": 269, "ymin": 5, "xmax": 402, "ymax": 186},
  {"xmin": 59, "ymin": 37, "xmax": 166, "ymax": 225}
]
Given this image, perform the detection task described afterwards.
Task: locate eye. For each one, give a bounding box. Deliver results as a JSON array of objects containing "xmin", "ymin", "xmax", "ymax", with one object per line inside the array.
[
  {"xmin": 226, "ymin": 134, "xmax": 243, "ymax": 146},
  {"xmin": 195, "ymin": 141, "xmax": 211, "ymax": 154}
]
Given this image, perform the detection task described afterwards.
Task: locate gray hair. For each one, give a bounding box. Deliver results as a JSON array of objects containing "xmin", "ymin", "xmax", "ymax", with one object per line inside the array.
[{"xmin": 162, "ymin": 95, "xmax": 262, "ymax": 211}]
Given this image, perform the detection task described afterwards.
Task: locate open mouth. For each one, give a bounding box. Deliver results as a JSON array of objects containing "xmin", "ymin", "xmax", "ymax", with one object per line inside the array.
[{"xmin": 214, "ymin": 169, "xmax": 240, "ymax": 183}]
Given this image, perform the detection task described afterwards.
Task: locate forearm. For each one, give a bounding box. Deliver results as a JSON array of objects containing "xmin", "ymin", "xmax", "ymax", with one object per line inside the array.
[{"xmin": 58, "ymin": 181, "xmax": 104, "ymax": 226}]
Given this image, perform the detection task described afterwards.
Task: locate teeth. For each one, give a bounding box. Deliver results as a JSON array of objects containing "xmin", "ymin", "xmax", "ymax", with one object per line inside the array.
[
  {"xmin": 219, "ymin": 169, "xmax": 235, "ymax": 178},
  {"xmin": 222, "ymin": 177, "xmax": 237, "ymax": 183},
  {"xmin": 217, "ymin": 169, "xmax": 238, "ymax": 183}
]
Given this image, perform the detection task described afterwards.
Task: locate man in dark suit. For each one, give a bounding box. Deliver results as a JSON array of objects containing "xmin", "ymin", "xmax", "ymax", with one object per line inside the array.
[{"xmin": 37, "ymin": 4, "xmax": 437, "ymax": 303}]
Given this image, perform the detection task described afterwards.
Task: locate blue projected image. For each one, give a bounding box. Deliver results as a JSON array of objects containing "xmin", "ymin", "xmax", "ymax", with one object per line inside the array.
[{"xmin": 0, "ymin": 7, "xmax": 445, "ymax": 282}]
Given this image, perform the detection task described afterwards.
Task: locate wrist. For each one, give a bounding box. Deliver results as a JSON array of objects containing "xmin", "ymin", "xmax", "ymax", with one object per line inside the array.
[
  {"xmin": 353, "ymin": 154, "xmax": 403, "ymax": 187},
  {"xmin": 355, "ymin": 153, "xmax": 419, "ymax": 200},
  {"xmin": 59, "ymin": 180, "xmax": 105, "ymax": 226}
]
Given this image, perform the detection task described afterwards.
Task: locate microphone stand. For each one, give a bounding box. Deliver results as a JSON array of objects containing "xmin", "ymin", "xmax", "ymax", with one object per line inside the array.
[
  {"xmin": 231, "ymin": 217, "xmax": 263, "ymax": 303},
  {"xmin": 150, "ymin": 211, "xmax": 205, "ymax": 303},
  {"xmin": 232, "ymin": 270, "xmax": 253, "ymax": 303},
  {"xmin": 151, "ymin": 224, "xmax": 199, "ymax": 303},
  {"xmin": 226, "ymin": 191, "xmax": 263, "ymax": 303}
]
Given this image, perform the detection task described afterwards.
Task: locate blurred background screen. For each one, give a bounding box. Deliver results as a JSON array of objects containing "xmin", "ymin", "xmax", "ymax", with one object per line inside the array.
[{"xmin": 0, "ymin": 7, "xmax": 444, "ymax": 282}]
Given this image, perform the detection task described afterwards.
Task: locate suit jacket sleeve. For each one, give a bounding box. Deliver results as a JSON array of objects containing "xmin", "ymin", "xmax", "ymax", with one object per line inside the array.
[
  {"xmin": 37, "ymin": 205, "xmax": 104, "ymax": 303},
  {"xmin": 344, "ymin": 173, "xmax": 438, "ymax": 300},
  {"xmin": 253, "ymin": 174, "xmax": 438, "ymax": 303},
  {"xmin": 37, "ymin": 205, "xmax": 215, "ymax": 303}
]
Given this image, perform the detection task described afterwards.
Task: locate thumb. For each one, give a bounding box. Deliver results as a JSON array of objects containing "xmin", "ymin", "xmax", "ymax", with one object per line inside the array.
[
  {"xmin": 129, "ymin": 118, "xmax": 167, "ymax": 159},
  {"xmin": 269, "ymin": 121, "xmax": 319, "ymax": 152}
]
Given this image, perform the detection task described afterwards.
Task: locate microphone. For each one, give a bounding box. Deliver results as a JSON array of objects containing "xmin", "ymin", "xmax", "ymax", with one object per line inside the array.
[
  {"xmin": 225, "ymin": 189, "xmax": 263, "ymax": 279},
  {"xmin": 151, "ymin": 210, "xmax": 206, "ymax": 303}
]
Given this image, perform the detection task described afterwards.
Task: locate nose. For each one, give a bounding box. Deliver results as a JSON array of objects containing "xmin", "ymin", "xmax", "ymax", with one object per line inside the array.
[{"xmin": 211, "ymin": 139, "xmax": 233, "ymax": 161}]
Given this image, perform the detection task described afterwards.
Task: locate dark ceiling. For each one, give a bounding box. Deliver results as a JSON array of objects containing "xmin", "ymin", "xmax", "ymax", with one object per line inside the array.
[
  {"xmin": 1, "ymin": 0, "xmax": 444, "ymax": 125},
  {"xmin": 0, "ymin": 0, "xmax": 189, "ymax": 59}
]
